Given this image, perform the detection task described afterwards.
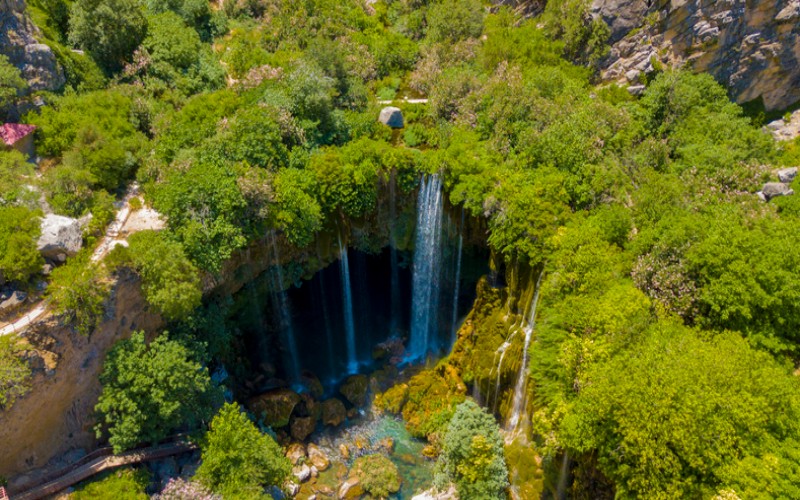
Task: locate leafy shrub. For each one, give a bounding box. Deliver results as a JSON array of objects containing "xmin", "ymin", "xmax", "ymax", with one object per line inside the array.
[
  {"xmin": 435, "ymin": 399, "xmax": 509, "ymax": 498},
  {"xmin": 196, "ymin": 403, "xmax": 291, "ymax": 497},
  {"xmin": 95, "ymin": 331, "xmax": 221, "ymax": 452},
  {"xmin": 0, "ymin": 206, "xmax": 43, "ymax": 283},
  {"xmin": 0, "ymin": 336, "xmax": 31, "ymax": 410},
  {"xmin": 46, "ymin": 255, "xmax": 110, "ymax": 335},
  {"xmin": 72, "ymin": 468, "xmax": 149, "ymax": 500},
  {"xmin": 351, "ymin": 455, "xmax": 401, "ymax": 497}
]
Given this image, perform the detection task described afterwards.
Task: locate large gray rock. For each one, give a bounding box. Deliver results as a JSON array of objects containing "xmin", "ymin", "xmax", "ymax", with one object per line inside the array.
[
  {"xmin": 594, "ymin": 0, "xmax": 800, "ymax": 111},
  {"xmin": 0, "ymin": 0, "xmax": 65, "ymax": 92},
  {"xmin": 379, "ymin": 107, "xmax": 404, "ymax": 128},
  {"xmin": 37, "ymin": 214, "xmax": 82, "ymax": 259},
  {"xmin": 778, "ymin": 167, "xmax": 798, "ymax": 184},
  {"xmin": 760, "ymin": 182, "xmax": 795, "ymax": 201},
  {"xmin": 767, "ymin": 110, "xmax": 800, "ymax": 142}
]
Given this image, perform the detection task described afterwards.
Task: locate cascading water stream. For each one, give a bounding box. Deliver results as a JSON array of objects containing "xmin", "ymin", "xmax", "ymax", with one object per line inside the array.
[
  {"xmin": 268, "ymin": 234, "xmax": 300, "ymax": 384},
  {"xmin": 338, "ymin": 237, "xmax": 358, "ymax": 373},
  {"xmin": 450, "ymin": 209, "xmax": 464, "ymax": 344},
  {"xmin": 409, "ymin": 174, "xmax": 444, "ymax": 360},
  {"xmin": 506, "ymin": 271, "xmax": 544, "ymax": 433},
  {"xmin": 317, "ymin": 273, "xmax": 336, "ymax": 376}
]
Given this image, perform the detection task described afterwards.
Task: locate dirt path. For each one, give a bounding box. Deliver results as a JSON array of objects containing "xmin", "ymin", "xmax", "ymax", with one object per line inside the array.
[{"xmin": 377, "ymin": 98, "xmax": 429, "ymax": 105}]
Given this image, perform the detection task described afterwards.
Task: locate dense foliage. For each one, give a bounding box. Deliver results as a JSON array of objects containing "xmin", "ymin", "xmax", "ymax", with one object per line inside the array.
[
  {"xmin": 195, "ymin": 403, "xmax": 290, "ymax": 498},
  {"xmin": 4, "ymin": 0, "xmax": 800, "ymax": 497},
  {"xmin": 95, "ymin": 331, "xmax": 221, "ymax": 452},
  {"xmin": 435, "ymin": 400, "xmax": 509, "ymax": 498}
]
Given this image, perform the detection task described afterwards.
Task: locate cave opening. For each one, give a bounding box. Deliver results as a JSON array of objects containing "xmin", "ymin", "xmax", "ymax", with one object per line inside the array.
[{"xmin": 229, "ymin": 231, "xmax": 489, "ymax": 396}]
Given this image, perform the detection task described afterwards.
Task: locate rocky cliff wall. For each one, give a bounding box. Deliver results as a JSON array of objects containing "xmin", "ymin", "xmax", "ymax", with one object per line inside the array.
[
  {"xmin": 593, "ymin": 0, "xmax": 800, "ymax": 111},
  {"xmin": 0, "ymin": 0, "xmax": 64, "ymax": 92},
  {"xmin": 0, "ymin": 271, "xmax": 163, "ymax": 480}
]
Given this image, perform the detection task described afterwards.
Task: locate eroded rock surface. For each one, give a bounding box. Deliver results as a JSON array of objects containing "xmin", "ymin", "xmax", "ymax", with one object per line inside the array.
[
  {"xmin": 0, "ymin": 0, "xmax": 64, "ymax": 91},
  {"xmin": 593, "ymin": 0, "xmax": 800, "ymax": 111}
]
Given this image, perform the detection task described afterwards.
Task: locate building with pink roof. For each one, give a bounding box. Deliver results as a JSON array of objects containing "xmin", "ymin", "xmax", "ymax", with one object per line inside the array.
[{"xmin": 1, "ymin": 123, "xmax": 36, "ymax": 158}]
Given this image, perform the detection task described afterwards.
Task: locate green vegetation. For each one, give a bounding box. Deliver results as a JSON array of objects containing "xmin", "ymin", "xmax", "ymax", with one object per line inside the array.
[
  {"xmin": 434, "ymin": 400, "xmax": 509, "ymax": 498},
  {"xmin": 115, "ymin": 231, "xmax": 202, "ymax": 320},
  {"xmin": 72, "ymin": 467, "xmax": 150, "ymax": 500},
  {"xmin": 95, "ymin": 331, "xmax": 221, "ymax": 453},
  {"xmin": 196, "ymin": 402, "xmax": 290, "ymax": 498},
  {"xmin": 351, "ymin": 454, "xmax": 402, "ymax": 497},
  {"xmin": 0, "ymin": 336, "xmax": 31, "ymax": 410},
  {"xmin": 46, "ymin": 255, "xmax": 110, "ymax": 335},
  {"xmin": 4, "ymin": 1, "xmax": 800, "ymax": 498},
  {"xmin": 0, "ymin": 206, "xmax": 43, "ymax": 283}
]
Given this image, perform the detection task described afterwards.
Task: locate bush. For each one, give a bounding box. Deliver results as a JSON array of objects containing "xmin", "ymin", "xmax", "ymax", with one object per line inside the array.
[
  {"xmin": 196, "ymin": 403, "xmax": 291, "ymax": 497},
  {"xmin": 95, "ymin": 331, "xmax": 221, "ymax": 452},
  {"xmin": 0, "ymin": 336, "xmax": 31, "ymax": 410},
  {"xmin": 68, "ymin": 0, "xmax": 148, "ymax": 74},
  {"xmin": 46, "ymin": 255, "xmax": 110, "ymax": 335},
  {"xmin": 122, "ymin": 230, "xmax": 202, "ymax": 320},
  {"xmin": 435, "ymin": 399, "xmax": 509, "ymax": 498},
  {"xmin": 72, "ymin": 467, "xmax": 149, "ymax": 500},
  {"xmin": 0, "ymin": 206, "xmax": 43, "ymax": 283},
  {"xmin": 351, "ymin": 455, "xmax": 402, "ymax": 498}
]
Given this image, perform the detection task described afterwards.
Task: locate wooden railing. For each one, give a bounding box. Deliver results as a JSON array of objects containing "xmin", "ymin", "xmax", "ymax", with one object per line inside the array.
[{"xmin": 9, "ymin": 439, "xmax": 197, "ymax": 500}]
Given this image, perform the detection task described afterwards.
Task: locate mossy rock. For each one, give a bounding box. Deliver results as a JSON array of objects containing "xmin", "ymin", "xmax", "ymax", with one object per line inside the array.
[
  {"xmin": 340, "ymin": 374, "xmax": 369, "ymax": 407},
  {"xmin": 375, "ymin": 383, "xmax": 409, "ymax": 414},
  {"xmin": 321, "ymin": 398, "xmax": 347, "ymax": 427},
  {"xmin": 247, "ymin": 388, "xmax": 301, "ymax": 428},
  {"xmin": 351, "ymin": 454, "xmax": 401, "ymax": 498}
]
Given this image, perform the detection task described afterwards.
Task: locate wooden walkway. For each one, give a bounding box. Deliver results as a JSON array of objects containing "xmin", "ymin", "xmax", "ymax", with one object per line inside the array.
[{"xmin": 9, "ymin": 440, "xmax": 197, "ymax": 500}]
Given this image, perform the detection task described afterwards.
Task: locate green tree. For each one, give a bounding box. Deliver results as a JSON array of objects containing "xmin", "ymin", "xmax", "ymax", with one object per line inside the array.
[
  {"xmin": 425, "ymin": 0, "xmax": 485, "ymax": 44},
  {"xmin": 0, "ymin": 206, "xmax": 43, "ymax": 283},
  {"xmin": 72, "ymin": 468, "xmax": 149, "ymax": 500},
  {"xmin": 151, "ymin": 159, "xmax": 248, "ymax": 272},
  {"xmin": 46, "ymin": 255, "xmax": 111, "ymax": 335},
  {"xmin": 68, "ymin": 0, "xmax": 148, "ymax": 73},
  {"xmin": 95, "ymin": 331, "xmax": 221, "ymax": 453},
  {"xmin": 0, "ymin": 336, "xmax": 31, "ymax": 410},
  {"xmin": 123, "ymin": 231, "xmax": 202, "ymax": 320},
  {"xmin": 196, "ymin": 403, "xmax": 291, "ymax": 498},
  {"xmin": 561, "ymin": 324, "xmax": 800, "ymax": 499},
  {"xmin": 435, "ymin": 399, "xmax": 509, "ymax": 498},
  {"xmin": 0, "ymin": 150, "xmax": 35, "ymax": 206}
]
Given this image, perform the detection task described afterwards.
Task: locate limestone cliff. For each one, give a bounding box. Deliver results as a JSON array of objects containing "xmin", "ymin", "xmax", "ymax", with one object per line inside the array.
[
  {"xmin": 0, "ymin": 0, "xmax": 65, "ymax": 91},
  {"xmin": 592, "ymin": 0, "xmax": 800, "ymax": 111},
  {"xmin": 0, "ymin": 271, "xmax": 163, "ymax": 481}
]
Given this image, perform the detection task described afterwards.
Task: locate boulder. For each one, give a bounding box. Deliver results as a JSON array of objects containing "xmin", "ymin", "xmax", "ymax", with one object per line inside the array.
[
  {"xmin": 767, "ymin": 110, "xmax": 800, "ymax": 142},
  {"xmin": 340, "ymin": 375, "xmax": 369, "ymax": 407},
  {"xmin": 321, "ymin": 398, "xmax": 347, "ymax": 427},
  {"xmin": 290, "ymin": 415, "xmax": 316, "ymax": 441},
  {"xmin": 37, "ymin": 214, "xmax": 82, "ymax": 259},
  {"xmin": 307, "ymin": 443, "xmax": 330, "ymax": 471},
  {"xmin": 338, "ymin": 477, "xmax": 364, "ymax": 500},
  {"xmin": 286, "ymin": 443, "xmax": 306, "ymax": 465},
  {"xmin": 760, "ymin": 182, "xmax": 795, "ymax": 201},
  {"xmin": 247, "ymin": 388, "xmax": 301, "ymax": 428},
  {"xmin": 301, "ymin": 371, "xmax": 324, "ymax": 399},
  {"xmin": 292, "ymin": 463, "xmax": 312, "ymax": 483},
  {"xmin": 778, "ymin": 167, "xmax": 798, "ymax": 184},
  {"xmin": 379, "ymin": 107, "xmax": 404, "ymax": 128}
]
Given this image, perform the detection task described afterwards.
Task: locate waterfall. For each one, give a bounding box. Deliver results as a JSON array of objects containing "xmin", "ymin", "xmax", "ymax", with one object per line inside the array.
[
  {"xmin": 556, "ymin": 452, "xmax": 570, "ymax": 500},
  {"xmin": 268, "ymin": 234, "xmax": 300, "ymax": 384},
  {"xmin": 450, "ymin": 209, "xmax": 464, "ymax": 344},
  {"xmin": 506, "ymin": 271, "xmax": 544, "ymax": 433},
  {"xmin": 490, "ymin": 329, "xmax": 517, "ymax": 414},
  {"xmin": 409, "ymin": 174, "xmax": 444, "ymax": 361},
  {"xmin": 339, "ymin": 237, "xmax": 358, "ymax": 373}
]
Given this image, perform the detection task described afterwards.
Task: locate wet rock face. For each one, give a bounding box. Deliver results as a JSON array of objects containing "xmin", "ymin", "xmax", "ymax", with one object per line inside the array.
[
  {"xmin": 595, "ymin": 0, "xmax": 800, "ymax": 111},
  {"xmin": 0, "ymin": 0, "xmax": 65, "ymax": 91}
]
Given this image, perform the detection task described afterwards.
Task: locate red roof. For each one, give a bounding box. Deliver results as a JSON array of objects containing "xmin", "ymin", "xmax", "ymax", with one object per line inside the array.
[{"xmin": 1, "ymin": 123, "xmax": 36, "ymax": 146}]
